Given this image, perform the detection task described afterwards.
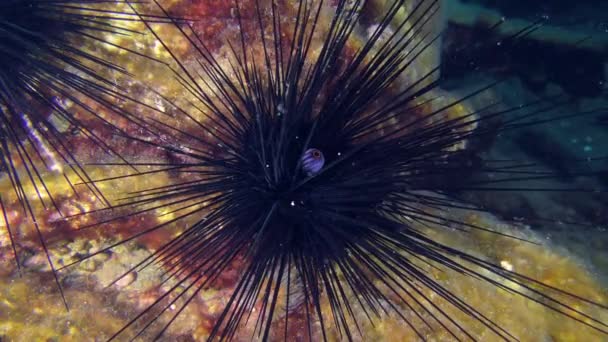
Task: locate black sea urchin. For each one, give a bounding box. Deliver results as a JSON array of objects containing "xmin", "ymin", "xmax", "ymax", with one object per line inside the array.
[
  {"xmin": 0, "ymin": 0, "xmax": 162, "ymax": 306},
  {"xmin": 65, "ymin": 0, "xmax": 608, "ymax": 340}
]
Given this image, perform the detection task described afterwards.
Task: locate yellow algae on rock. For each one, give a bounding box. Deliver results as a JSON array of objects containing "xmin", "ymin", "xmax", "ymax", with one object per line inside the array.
[
  {"xmin": 309, "ymin": 210, "xmax": 608, "ymax": 341},
  {"xmin": 0, "ymin": 274, "xmax": 126, "ymax": 342},
  {"xmin": 5, "ymin": 173, "xmax": 605, "ymax": 341}
]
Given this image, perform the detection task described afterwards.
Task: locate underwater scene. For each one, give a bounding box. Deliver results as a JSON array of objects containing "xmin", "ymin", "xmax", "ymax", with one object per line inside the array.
[{"xmin": 0, "ymin": 0, "xmax": 607, "ymax": 341}]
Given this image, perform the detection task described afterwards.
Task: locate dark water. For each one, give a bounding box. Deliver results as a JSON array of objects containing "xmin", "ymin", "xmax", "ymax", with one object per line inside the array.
[{"xmin": 443, "ymin": 0, "xmax": 608, "ymax": 272}]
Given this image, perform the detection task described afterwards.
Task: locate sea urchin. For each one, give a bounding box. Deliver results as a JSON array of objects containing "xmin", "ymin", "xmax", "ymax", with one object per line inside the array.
[
  {"xmin": 0, "ymin": 0, "xmax": 167, "ymax": 308},
  {"xmin": 61, "ymin": 0, "xmax": 608, "ymax": 340}
]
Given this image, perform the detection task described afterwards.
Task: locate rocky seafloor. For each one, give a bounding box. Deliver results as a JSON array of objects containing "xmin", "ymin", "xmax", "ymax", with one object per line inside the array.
[{"xmin": 0, "ymin": 0, "xmax": 607, "ymax": 341}]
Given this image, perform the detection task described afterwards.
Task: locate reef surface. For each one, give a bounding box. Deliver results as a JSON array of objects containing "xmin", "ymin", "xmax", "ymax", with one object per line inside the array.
[{"xmin": 0, "ymin": 0, "xmax": 607, "ymax": 341}]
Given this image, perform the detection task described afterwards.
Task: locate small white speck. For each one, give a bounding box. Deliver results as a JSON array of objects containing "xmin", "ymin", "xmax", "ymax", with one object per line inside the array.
[
  {"xmin": 277, "ymin": 103, "xmax": 286, "ymax": 116},
  {"xmin": 290, "ymin": 201, "xmax": 295, "ymax": 207},
  {"xmin": 500, "ymin": 260, "xmax": 514, "ymax": 271}
]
